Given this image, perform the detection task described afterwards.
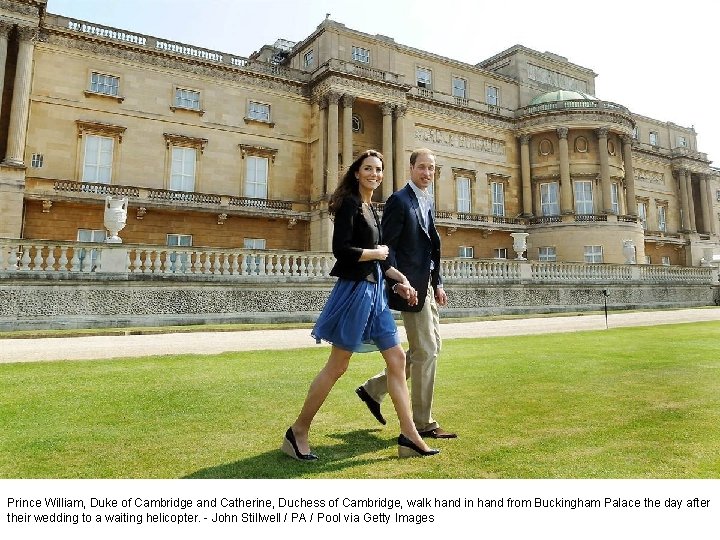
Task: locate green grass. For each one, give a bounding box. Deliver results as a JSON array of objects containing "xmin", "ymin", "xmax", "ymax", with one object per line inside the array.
[{"xmin": 1, "ymin": 322, "xmax": 719, "ymax": 479}]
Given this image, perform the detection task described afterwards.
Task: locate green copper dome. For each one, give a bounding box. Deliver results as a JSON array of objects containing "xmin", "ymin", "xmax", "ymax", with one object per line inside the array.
[{"xmin": 529, "ymin": 89, "xmax": 598, "ymax": 105}]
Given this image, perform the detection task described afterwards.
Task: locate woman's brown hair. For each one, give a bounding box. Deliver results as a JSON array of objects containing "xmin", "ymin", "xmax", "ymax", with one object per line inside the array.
[{"xmin": 328, "ymin": 149, "xmax": 384, "ymax": 214}]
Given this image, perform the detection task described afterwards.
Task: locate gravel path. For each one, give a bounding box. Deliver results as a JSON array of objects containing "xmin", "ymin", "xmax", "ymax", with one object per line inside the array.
[{"xmin": 2, "ymin": 307, "xmax": 719, "ymax": 364}]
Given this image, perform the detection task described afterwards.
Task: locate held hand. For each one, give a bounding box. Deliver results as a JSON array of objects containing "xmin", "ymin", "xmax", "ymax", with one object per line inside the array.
[
  {"xmin": 406, "ymin": 286, "xmax": 419, "ymax": 307},
  {"xmin": 396, "ymin": 283, "xmax": 418, "ymax": 306},
  {"xmin": 435, "ymin": 286, "xmax": 448, "ymax": 307},
  {"xmin": 375, "ymin": 245, "xmax": 389, "ymax": 260}
]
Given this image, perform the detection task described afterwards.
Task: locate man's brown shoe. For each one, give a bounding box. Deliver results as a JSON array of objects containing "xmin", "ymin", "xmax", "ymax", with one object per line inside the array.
[{"xmin": 419, "ymin": 427, "xmax": 457, "ymax": 439}]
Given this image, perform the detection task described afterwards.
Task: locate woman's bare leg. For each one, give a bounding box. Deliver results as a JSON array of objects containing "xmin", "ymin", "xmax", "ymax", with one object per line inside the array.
[{"xmin": 290, "ymin": 345, "xmax": 352, "ymax": 454}]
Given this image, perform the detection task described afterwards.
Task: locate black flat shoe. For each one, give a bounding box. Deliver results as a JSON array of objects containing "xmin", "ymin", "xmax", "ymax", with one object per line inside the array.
[
  {"xmin": 356, "ymin": 386, "xmax": 386, "ymax": 425},
  {"xmin": 281, "ymin": 427, "xmax": 318, "ymax": 461},
  {"xmin": 397, "ymin": 434, "xmax": 440, "ymax": 458}
]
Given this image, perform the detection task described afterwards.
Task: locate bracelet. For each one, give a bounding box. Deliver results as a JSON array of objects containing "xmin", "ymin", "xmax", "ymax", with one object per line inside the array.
[{"xmin": 391, "ymin": 283, "xmax": 400, "ymax": 293}]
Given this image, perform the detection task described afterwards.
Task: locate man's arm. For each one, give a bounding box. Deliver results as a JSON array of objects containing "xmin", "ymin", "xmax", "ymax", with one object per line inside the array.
[{"xmin": 380, "ymin": 193, "xmax": 405, "ymax": 271}]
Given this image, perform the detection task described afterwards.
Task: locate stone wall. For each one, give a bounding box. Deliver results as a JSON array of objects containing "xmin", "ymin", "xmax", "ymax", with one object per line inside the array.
[{"xmin": 1, "ymin": 273, "xmax": 717, "ymax": 331}]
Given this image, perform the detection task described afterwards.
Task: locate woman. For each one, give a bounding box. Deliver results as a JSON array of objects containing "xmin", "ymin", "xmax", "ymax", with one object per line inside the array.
[{"xmin": 282, "ymin": 150, "xmax": 439, "ymax": 460}]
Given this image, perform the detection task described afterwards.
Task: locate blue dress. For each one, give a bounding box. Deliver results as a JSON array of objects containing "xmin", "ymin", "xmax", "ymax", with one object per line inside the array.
[{"xmin": 312, "ymin": 262, "xmax": 400, "ymax": 353}]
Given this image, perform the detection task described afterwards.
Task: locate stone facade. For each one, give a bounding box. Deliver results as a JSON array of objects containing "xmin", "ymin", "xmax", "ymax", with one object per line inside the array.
[{"xmin": 0, "ymin": 0, "xmax": 718, "ymax": 268}]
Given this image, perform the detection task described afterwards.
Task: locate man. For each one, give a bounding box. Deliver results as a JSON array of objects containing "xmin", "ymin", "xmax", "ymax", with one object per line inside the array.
[{"xmin": 356, "ymin": 148, "xmax": 456, "ymax": 439}]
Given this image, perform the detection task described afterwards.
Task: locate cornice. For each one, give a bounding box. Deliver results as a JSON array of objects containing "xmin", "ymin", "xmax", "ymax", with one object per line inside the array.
[
  {"xmin": 310, "ymin": 76, "xmax": 407, "ymax": 104},
  {"xmin": 0, "ymin": 0, "xmax": 43, "ymax": 17},
  {"xmin": 408, "ymin": 97, "xmax": 514, "ymax": 131},
  {"xmin": 44, "ymin": 31, "xmax": 307, "ymax": 97},
  {"xmin": 516, "ymin": 111, "xmax": 634, "ymax": 134}
]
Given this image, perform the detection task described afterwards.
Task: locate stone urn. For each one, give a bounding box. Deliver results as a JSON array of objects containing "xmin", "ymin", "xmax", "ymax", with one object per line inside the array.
[
  {"xmin": 622, "ymin": 239, "xmax": 636, "ymax": 264},
  {"xmin": 104, "ymin": 196, "xmax": 128, "ymax": 243},
  {"xmin": 510, "ymin": 232, "xmax": 529, "ymax": 260}
]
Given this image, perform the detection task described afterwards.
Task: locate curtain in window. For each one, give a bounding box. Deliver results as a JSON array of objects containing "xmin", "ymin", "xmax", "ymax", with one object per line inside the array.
[
  {"xmin": 170, "ymin": 147, "xmax": 196, "ymax": 192},
  {"xmin": 83, "ymin": 135, "xmax": 113, "ymax": 183}
]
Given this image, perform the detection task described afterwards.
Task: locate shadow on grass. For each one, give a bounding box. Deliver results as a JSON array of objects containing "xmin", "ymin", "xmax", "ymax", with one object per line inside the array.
[{"xmin": 184, "ymin": 428, "xmax": 395, "ymax": 479}]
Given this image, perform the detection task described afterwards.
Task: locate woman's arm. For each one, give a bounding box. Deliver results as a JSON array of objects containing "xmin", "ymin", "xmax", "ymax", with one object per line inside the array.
[{"xmin": 384, "ymin": 266, "xmax": 418, "ymax": 305}]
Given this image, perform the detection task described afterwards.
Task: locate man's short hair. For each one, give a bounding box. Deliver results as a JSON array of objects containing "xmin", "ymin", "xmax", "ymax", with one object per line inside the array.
[{"xmin": 410, "ymin": 148, "xmax": 435, "ymax": 166}]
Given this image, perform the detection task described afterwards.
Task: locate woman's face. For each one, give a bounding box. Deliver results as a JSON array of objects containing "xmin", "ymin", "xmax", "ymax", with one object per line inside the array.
[{"xmin": 355, "ymin": 155, "xmax": 383, "ymax": 193}]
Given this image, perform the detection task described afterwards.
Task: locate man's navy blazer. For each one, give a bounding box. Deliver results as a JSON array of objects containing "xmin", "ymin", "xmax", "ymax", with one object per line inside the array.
[{"xmin": 382, "ymin": 183, "xmax": 442, "ymax": 312}]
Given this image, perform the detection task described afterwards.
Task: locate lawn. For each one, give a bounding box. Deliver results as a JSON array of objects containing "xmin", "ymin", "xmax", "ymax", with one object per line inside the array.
[{"xmin": 1, "ymin": 322, "xmax": 719, "ymax": 479}]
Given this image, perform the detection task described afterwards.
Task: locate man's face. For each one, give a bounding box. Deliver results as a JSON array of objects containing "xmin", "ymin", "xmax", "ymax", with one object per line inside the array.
[{"xmin": 410, "ymin": 152, "xmax": 435, "ymax": 191}]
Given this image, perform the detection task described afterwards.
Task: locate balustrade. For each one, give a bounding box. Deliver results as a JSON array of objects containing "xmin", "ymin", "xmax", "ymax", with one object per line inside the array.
[{"xmin": 1, "ymin": 240, "xmax": 715, "ymax": 285}]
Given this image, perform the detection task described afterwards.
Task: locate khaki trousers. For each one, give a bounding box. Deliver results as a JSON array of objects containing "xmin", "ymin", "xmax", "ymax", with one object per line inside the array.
[{"xmin": 362, "ymin": 282, "xmax": 441, "ymax": 432}]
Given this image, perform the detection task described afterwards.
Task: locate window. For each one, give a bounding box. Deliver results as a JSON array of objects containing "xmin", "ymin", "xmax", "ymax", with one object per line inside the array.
[
  {"xmin": 351, "ymin": 114, "xmax": 363, "ymax": 133},
  {"xmin": 77, "ymin": 229, "xmax": 106, "ymax": 271},
  {"xmin": 486, "ymin": 85, "xmax": 499, "ymax": 106},
  {"xmin": 677, "ymin": 136, "xmax": 687, "ymax": 148},
  {"xmin": 170, "ymin": 147, "xmax": 196, "ymax": 192},
  {"xmin": 31, "ymin": 153, "xmax": 43, "ymax": 168},
  {"xmin": 540, "ymin": 182, "xmax": 559, "ymax": 216},
  {"xmin": 657, "ymin": 205, "xmax": 667, "ymax": 232},
  {"xmin": 458, "ymin": 246, "xmax": 474, "ymax": 258},
  {"xmin": 584, "ymin": 245, "xmax": 603, "ymax": 263},
  {"xmin": 416, "ymin": 67, "xmax": 432, "ymax": 89},
  {"xmin": 452, "ymin": 77, "xmax": 467, "ymax": 98},
  {"xmin": 493, "ymin": 248, "xmax": 508, "ymax": 259},
  {"xmin": 645, "ymin": 255, "xmax": 652, "ymax": 265},
  {"xmin": 167, "ymin": 234, "xmax": 192, "ymax": 247},
  {"xmin": 82, "ymin": 135, "xmax": 113, "ymax": 184},
  {"xmin": 303, "ymin": 49, "xmax": 314, "ymax": 68},
  {"xmin": 611, "ymin": 183, "xmax": 619, "ymax": 214},
  {"xmin": 90, "ymin": 72, "xmax": 119, "ymax": 96},
  {"xmin": 632, "ymin": 126, "xmax": 639, "ymax": 140},
  {"xmin": 574, "ymin": 180, "xmax": 593, "ymax": 214},
  {"xmin": 167, "ymin": 234, "xmax": 192, "ymax": 271},
  {"xmin": 245, "ymin": 156, "xmax": 268, "ymax": 199},
  {"xmin": 538, "ymin": 247, "xmax": 557, "ymax": 262},
  {"xmin": 352, "ymin": 46, "xmax": 370, "ymax": 64},
  {"xmin": 174, "ymin": 88, "xmax": 201, "ymax": 111},
  {"xmin": 649, "ymin": 131, "xmax": 658, "ymax": 146},
  {"xmin": 248, "ymin": 101, "xmax": 271, "ymax": 122},
  {"xmin": 717, "ymin": 189, "xmax": 720, "ymax": 202},
  {"xmin": 491, "ymin": 181, "xmax": 505, "ymax": 217},
  {"xmin": 243, "ymin": 238, "xmax": 266, "ymax": 274},
  {"xmin": 637, "ymin": 201, "xmax": 647, "ymax": 230},
  {"xmin": 661, "ymin": 256, "xmax": 671, "ymax": 266},
  {"xmin": 456, "ymin": 176, "xmax": 471, "ymax": 213}
]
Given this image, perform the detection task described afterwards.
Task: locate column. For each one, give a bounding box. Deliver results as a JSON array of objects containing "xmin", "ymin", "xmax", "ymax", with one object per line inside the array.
[
  {"xmin": 325, "ymin": 91, "xmax": 340, "ymax": 194},
  {"xmin": 3, "ymin": 26, "xmax": 36, "ymax": 166},
  {"xmin": 557, "ymin": 127, "xmax": 572, "ymax": 214},
  {"xmin": 0, "ymin": 22, "xmax": 13, "ymax": 115},
  {"xmin": 621, "ymin": 135, "xmax": 637, "ymax": 216},
  {"xmin": 677, "ymin": 169, "xmax": 691, "ymax": 231},
  {"xmin": 312, "ymin": 97, "xmax": 325, "ymax": 200},
  {"xmin": 704, "ymin": 174, "xmax": 716, "ymax": 235},
  {"xmin": 380, "ymin": 102, "xmax": 394, "ymax": 200},
  {"xmin": 393, "ymin": 105, "xmax": 407, "ymax": 191},
  {"xmin": 519, "ymin": 135, "xmax": 533, "ymax": 216},
  {"xmin": 341, "ymin": 94, "xmax": 354, "ymax": 170},
  {"xmin": 686, "ymin": 172, "xmax": 697, "ymax": 232},
  {"xmin": 597, "ymin": 128, "xmax": 613, "ymax": 214},
  {"xmin": 699, "ymin": 174, "xmax": 711, "ymax": 234}
]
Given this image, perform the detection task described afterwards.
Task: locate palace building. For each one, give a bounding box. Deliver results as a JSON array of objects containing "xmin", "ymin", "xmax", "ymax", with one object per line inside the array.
[{"xmin": 1, "ymin": 0, "xmax": 718, "ymax": 268}]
